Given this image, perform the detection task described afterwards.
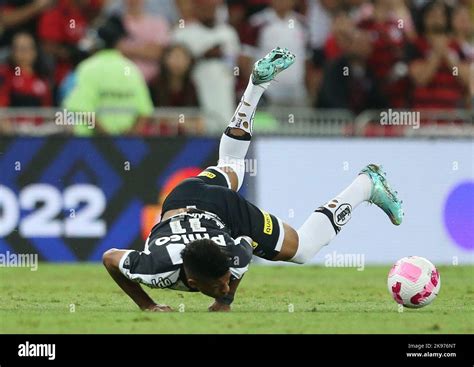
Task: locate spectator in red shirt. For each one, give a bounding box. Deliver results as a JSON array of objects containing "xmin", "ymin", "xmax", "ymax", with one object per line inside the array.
[
  {"xmin": 324, "ymin": 10, "xmax": 354, "ymax": 62},
  {"xmin": 37, "ymin": 0, "xmax": 102, "ymax": 87},
  {"xmin": 407, "ymin": 0, "xmax": 470, "ymax": 109},
  {"xmin": 357, "ymin": 0, "xmax": 409, "ymax": 108},
  {"xmin": 0, "ymin": 0, "xmax": 54, "ymax": 48},
  {"xmin": 452, "ymin": 3, "xmax": 474, "ymax": 62},
  {"xmin": 0, "ymin": 31, "xmax": 52, "ymax": 107}
]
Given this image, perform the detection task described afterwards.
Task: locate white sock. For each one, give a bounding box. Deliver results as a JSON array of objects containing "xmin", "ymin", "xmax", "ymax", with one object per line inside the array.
[
  {"xmin": 217, "ymin": 77, "xmax": 269, "ymax": 189},
  {"xmin": 290, "ymin": 174, "xmax": 373, "ymax": 264},
  {"xmin": 333, "ymin": 174, "xmax": 372, "ymax": 209},
  {"xmin": 227, "ymin": 76, "xmax": 270, "ymax": 136},
  {"xmin": 217, "ymin": 134, "xmax": 250, "ymax": 190}
]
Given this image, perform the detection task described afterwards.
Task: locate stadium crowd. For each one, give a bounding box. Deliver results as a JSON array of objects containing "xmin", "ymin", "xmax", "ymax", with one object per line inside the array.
[{"xmin": 0, "ymin": 0, "xmax": 472, "ymax": 135}]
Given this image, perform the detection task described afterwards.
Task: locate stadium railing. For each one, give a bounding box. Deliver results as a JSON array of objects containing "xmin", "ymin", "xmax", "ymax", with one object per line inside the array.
[
  {"xmin": 0, "ymin": 107, "xmax": 472, "ymax": 137},
  {"xmin": 354, "ymin": 109, "xmax": 474, "ymax": 137},
  {"xmin": 256, "ymin": 107, "xmax": 354, "ymax": 136}
]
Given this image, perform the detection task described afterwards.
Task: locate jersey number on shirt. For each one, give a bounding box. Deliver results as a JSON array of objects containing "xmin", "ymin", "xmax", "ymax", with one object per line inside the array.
[{"xmin": 169, "ymin": 217, "xmax": 206, "ymax": 234}]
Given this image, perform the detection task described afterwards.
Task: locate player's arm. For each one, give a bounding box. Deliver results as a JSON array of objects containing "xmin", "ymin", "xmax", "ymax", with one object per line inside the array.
[
  {"xmin": 102, "ymin": 249, "xmax": 172, "ymax": 312},
  {"xmin": 208, "ymin": 275, "xmax": 243, "ymax": 312}
]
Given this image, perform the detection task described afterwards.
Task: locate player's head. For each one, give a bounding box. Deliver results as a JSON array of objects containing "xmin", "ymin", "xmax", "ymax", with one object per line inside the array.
[{"xmin": 181, "ymin": 239, "xmax": 231, "ymax": 299}]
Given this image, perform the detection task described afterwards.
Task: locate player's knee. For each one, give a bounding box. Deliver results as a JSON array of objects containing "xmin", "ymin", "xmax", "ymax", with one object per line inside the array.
[
  {"xmin": 289, "ymin": 227, "xmax": 330, "ymax": 264},
  {"xmin": 102, "ymin": 248, "xmax": 119, "ymax": 268},
  {"xmin": 288, "ymin": 242, "xmax": 308, "ymax": 264},
  {"xmin": 289, "ymin": 255, "xmax": 307, "ymax": 265},
  {"xmin": 288, "ymin": 233, "xmax": 313, "ymax": 264}
]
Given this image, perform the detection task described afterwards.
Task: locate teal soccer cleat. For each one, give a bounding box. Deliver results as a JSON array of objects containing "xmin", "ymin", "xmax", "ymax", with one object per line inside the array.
[
  {"xmin": 360, "ymin": 164, "xmax": 404, "ymax": 225},
  {"xmin": 252, "ymin": 47, "xmax": 296, "ymax": 85}
]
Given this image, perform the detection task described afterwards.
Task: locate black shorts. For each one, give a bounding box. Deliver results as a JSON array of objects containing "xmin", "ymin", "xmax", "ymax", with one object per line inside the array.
[{"xmin": 161, "ymin": 167, "xmax": 285, "ymax": 260}]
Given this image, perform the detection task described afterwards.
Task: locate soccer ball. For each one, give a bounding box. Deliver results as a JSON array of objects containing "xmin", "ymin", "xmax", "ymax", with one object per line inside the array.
[{"xmin": 387, "ymin": 256, "xmax": 441, "ymax": 308}]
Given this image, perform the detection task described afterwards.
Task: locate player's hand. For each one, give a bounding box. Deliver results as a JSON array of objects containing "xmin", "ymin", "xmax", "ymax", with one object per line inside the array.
[
  {"xmin": 208, "ymin": 301, "xmax": 231, "ymax": 312},
  {"xmin": 143, "ymin": 304, "xmax": 173, "ymax": 312}
]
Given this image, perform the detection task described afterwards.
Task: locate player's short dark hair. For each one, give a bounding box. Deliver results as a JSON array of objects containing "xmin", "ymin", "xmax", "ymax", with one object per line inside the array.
[{"xmin": 181, "ymin": 239, "xmax": 230, "ymax": 280}]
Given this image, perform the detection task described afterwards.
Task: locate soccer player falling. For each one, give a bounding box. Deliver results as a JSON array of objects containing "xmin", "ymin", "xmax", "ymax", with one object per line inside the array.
[{"xmin": 103, "ymin": 47, "xmax": 404, "ymax": 312}]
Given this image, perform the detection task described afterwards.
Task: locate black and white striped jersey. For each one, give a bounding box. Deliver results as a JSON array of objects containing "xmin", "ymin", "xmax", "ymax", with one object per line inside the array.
[{"xmin": 119, "ymin": 210, "xmax": 253, "ymax": 291}]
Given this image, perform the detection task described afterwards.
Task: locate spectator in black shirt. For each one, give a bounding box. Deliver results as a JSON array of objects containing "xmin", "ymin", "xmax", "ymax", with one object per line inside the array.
[
  {"xmin": 153, "ymin": 44, "xmax": 198, "ymax": 108},
  {"xmin": 318, "ymin": 29, "xmax": 386, "ymax": 113}
]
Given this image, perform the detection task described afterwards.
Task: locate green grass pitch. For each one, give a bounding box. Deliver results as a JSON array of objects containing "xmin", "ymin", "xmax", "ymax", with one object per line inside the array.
[{"xmin": 1, "ymin": 264, "xmax": 473, "ymax": 334}]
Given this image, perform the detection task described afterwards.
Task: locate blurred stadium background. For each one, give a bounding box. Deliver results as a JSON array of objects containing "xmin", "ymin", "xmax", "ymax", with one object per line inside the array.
[{"xmin": 0, "ymin": 0, "xmax": 473, "ymax": 268}]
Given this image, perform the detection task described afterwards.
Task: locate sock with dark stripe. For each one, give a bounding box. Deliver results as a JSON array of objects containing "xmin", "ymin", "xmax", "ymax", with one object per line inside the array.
[
  {"xmin": 217, "ymin": 77, "xmax": 269, "ymax": 189},
  {"xmin": 290, "ymin": 174, "xmax": 373, "ymax": 264},
  {"xmin": 227, "ymin": 76, "xmax": 270, "ymax": 137}
]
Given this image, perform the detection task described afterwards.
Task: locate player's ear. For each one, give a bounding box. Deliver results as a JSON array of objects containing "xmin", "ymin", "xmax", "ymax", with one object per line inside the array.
[{"xmin": 187, "ymin": 278, "xmax": 198, "ymax": 289}]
